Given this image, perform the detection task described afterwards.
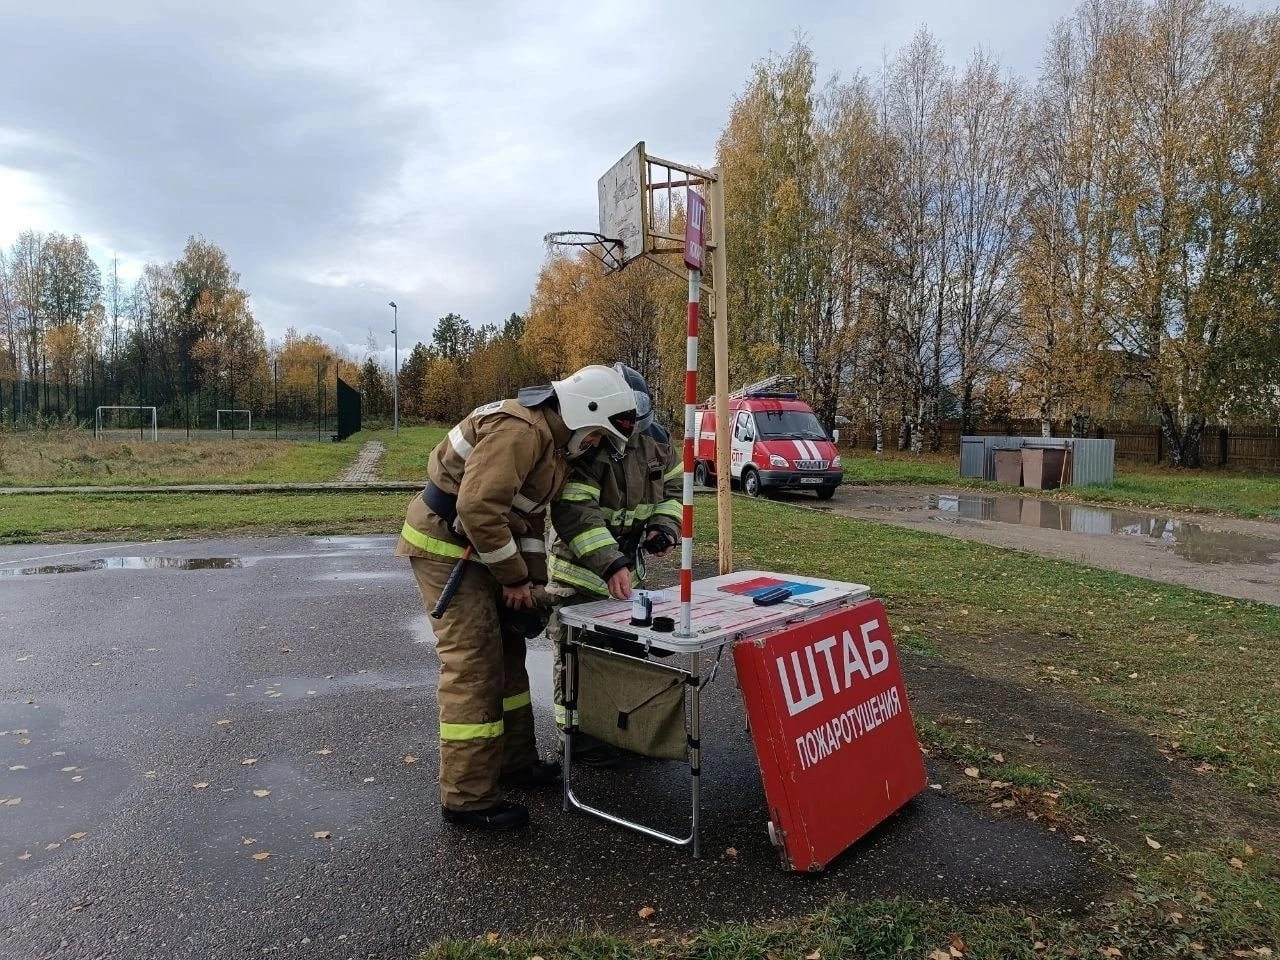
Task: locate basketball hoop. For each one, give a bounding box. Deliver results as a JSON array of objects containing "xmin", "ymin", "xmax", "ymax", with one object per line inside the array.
[{"xmin": 543, "ymin": 230, "xmax": 625, "ymax": 271}]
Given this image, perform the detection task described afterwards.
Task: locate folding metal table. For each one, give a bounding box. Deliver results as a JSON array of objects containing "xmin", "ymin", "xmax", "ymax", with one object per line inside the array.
[{"xmin": 557, "ymin": 569, "xmax": 870, "ymax": 857}]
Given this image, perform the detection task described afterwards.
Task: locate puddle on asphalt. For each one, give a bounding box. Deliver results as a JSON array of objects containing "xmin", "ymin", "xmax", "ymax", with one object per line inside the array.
[
  {"xmin": 929, "ymin": 494, "xmax": 1280, "ymax": 565},
  {"xmin": 0, "ymin": 557, "xmax": 242, "ymax": 576}
]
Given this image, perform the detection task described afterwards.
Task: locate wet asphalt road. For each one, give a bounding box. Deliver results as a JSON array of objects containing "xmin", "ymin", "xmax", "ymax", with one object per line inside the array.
[{"xmin": 0, "ymin": 535, "xmax": 1100, "ymax": 959}]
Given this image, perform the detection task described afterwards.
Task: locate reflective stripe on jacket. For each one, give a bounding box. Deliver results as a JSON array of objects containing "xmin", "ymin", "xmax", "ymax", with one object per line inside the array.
[
  {"xmin": 548, "ymin": 428, "xmax": 681, "ymax": 596},
  {"xmin": 394, "ymin": 399, "xmax": 569, "ymax": 585}
]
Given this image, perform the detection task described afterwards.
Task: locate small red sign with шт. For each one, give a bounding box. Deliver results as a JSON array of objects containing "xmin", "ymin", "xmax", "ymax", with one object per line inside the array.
[{"xmin": 733, "ymin": 598, "xmax": 926, "ymax": 871}]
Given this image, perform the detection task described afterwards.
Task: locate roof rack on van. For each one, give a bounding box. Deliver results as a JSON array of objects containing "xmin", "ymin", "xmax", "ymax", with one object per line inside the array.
[{"xmin": 730, "ymin": 375, "xmax": 799, "ymax": 400}]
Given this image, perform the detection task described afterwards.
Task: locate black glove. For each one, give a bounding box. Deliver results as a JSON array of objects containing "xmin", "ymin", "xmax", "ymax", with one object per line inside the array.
[
  {"xmin": 501, "ymin": 607, "xmax": 549, "ymax": 639},
  {"xmin": 642, "ymin": 526, "xmax": 678, "ymax": 554}
]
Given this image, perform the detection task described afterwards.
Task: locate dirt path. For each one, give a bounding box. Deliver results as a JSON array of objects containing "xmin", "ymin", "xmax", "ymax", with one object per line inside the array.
[{"xmin": 796, "ymin": 485, "xmax": 1280, "ymax": 606}]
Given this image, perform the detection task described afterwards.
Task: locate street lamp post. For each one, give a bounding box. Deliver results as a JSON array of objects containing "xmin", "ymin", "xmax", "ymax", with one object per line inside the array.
[{"xmin": 388, "ymin": 301, "xmax": 399, "ymax": 436}]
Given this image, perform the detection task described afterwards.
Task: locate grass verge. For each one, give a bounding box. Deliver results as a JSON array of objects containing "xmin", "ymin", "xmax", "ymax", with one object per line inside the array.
[
  {"xmin": 0, "ymin": 431, "xmax": 364, "ymax": 485},
  {"xmin": 841, "ymin": 449, "xmax": 1280, "ymax": 520}
]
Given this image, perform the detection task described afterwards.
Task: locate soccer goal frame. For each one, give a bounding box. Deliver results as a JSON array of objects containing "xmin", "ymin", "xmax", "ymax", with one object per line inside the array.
[
  {"xmin": 216, "ymin": 409, "xmax": 252, "ymax": 432},
  {"xmin": 95, "ymin": 406, "xmax": 158, "ymax": 441}
]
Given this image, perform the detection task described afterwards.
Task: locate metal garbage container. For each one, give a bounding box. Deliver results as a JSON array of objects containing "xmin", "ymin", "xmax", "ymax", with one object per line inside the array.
[
  {"xmin": 993, "ymin": 448, "xmax": 1023, "ymax": 486},
  {"xmin": 1022, "ymin": 447, "xmax": 1068, "ymax": 490}
]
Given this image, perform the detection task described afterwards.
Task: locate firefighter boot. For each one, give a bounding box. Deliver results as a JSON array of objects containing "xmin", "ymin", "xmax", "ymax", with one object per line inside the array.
[
  {"xmin": 441, "ymin": 801, "xmax": 530, "ymax": 830},
  {"xmin": 500, "ymin": 758, "xmax": 562, "ymax": 787}
]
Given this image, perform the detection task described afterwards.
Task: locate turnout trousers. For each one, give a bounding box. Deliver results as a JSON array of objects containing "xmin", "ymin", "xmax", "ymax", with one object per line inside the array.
[{"xmin": 409, "ymin": 555, "xmax": 540, "ymax": 811}]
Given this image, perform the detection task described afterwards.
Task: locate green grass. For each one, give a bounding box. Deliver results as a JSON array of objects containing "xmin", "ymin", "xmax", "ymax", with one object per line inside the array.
[
  {"xmin": 366, "ymin": 424, "xmax": 449, "ymax": 481},
  {"xmin": 0, "ymin": 431, "xmax": 365, "ymax": 485},
  {"xmin": 842, "ymin": 449, "xmax": 972, "ymax": 486},
  {"xmin": 706, "ymin": 497, "xmax": 1280, "ymax": 796},
  {"xmin": 0, "ymin": 491, "xmax": 409, "ymax": 541},
  {"xmin": 425, "ymin": 846, "xmax": 1279, "ymax": 959},
  {"xmin": 1068, "ymin": 469, "xmax": 1280, "ymax": 520}
]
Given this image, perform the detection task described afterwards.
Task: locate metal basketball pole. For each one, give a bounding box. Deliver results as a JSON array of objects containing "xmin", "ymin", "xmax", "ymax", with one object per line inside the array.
[{"xmin": 710, "ymin": 169, "xmax": 731, "ymax": 574}]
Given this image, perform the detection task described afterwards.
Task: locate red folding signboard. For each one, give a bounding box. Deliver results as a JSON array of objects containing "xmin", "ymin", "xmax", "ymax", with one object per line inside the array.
[{"xmin": 733, "ymin": 598, "xmax": 926, "ymax": 871}]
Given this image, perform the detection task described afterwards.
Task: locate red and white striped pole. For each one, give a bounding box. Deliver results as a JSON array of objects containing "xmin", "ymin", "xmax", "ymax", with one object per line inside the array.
[{"xmin": 678, "ymin": 265, "xmax": 699, "ymax": 637}]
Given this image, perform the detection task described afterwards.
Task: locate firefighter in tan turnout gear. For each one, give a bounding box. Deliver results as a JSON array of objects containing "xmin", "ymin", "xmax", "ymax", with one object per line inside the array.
[
  {"xmin": 547, "ymin": 364, "xmax": 682, "ymax": 765},
  {"xmin": 396, "ymin": 364, "xmax": 638, "ymax": 830}
]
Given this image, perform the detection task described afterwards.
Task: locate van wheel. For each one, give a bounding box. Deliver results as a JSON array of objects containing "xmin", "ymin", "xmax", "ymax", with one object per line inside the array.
[
  {"xmin": 694, "ymin": 462, "xmax": 709, "ymax": 487},
  {"xmin": 742, "ymin": 467, "xmax": 762, "ymax": 498},
  {"xmin": 815, "ymin": 487, "xmax": 835, "ymax": 501}
]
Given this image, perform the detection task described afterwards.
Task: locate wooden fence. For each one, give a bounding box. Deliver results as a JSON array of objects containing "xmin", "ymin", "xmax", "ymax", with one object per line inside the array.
[{"xmin": 847, "ymin": 419, "xmax": 1280, "ymax": 471}]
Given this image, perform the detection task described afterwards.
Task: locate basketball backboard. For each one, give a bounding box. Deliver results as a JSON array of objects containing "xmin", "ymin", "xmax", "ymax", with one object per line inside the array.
[{"xmin": 597, "ymin": 141, "xmax": 648, "ymax": 271}]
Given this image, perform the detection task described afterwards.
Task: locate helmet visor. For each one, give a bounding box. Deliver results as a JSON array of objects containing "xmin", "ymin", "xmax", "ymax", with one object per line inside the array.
[{"xmin": 607, "ymin": 408, "xmax": 638, "ymax": 442}]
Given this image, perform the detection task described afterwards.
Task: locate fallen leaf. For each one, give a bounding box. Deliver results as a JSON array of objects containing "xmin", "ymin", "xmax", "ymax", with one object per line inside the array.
[
  {"xmin": 241, "ymin": 758, "xmax": 258, "ymax": 766},
  {"xmin": 807, "ymin": 951, "xmax": 823, "ymax": 960},
  {"xmin": 362, "ymin": 777, "xmax": 375, "ymax": 783},
  {"xmin": 251, "ymin": 852, "xmax": 271, "ymax": 861},
  {"xmin": 242, "ymin": 838, "xmax": 257, "ymax": 845},
  {"xmin": 1033, "ymin": 943, "xmax": 1047, "ymax": 952},
  {"xmin": 16, "ymin": 738, "xmax": 30, "ymax": 745},
  {"xmin": 253, "ymin": 790, "xmax": 271, "ymax": 798},
  {"xmin": 68, "ymin": 832, "xmax": 87, "ymax": 841},
  {"xmin": 1194, "ymin": 762, "xmax": 1216, "ymax": 773},
  {"xmin": 192, "ymin": 782, "xmax": 210, "ymax": 790},
  {"xmin": 963, "ymin": 767, "xmax": 980, "ymax": 778},
  {"xmin": 60, "ymin": 766, "xmax": 77, "ymax": 773},
  {"xmin": 1230, "ymin": 857, "xmax": 1245, "ymax": 869},
  {"xmin": 17, "ymin": 852, "xmax": 31, "ymax": 861},
  {"xmin": 314, "ymin": 748, "xmax": 333, "ymax": 756},
  {"xmin": 279, "ymin": 647, "xmax": 293, "ymax": 654},
  {"xmin": 1072, "ymin": 835, "xmax": 1089, "ymax": 843},
  {"xmin": 307, "ymin": 690, "xmax": 318, "ymax": 696},
  {"xmin": 1244, "ymin": 844, "xmax": 1254, "ymax": 856},
  {"xmin": 3, "ymin": 798, "xmax": 21, "ymax": 806},
  {"xmin": 724, "ymin": 847, "xmax": 737, "ymax": 858},
  {"xmin": 215, "ymin": 719, "xmax": 232, "ymax": 726},
  {"xmin": 1100, "ymin": 949, "xmax": 1123, "ymax": 958},
  {"xmin": 402, "ymin": 755, "xmax": 419, "ymax": 764},
  {"xmin": 638, "ymin": 906, "xmax": 656, "ymax": 920},
  {"xmin": 7, "ymin": 766, "xmax": 25, "ymax": 771},
  {"xmin": 143, "ymin": 770, "xmax": 157, "ymax": 778},
  {"xmin": 71, "ymin": 776, "xmax": 83, "ymax": 783},
  {"xmin": 929, "ymin": 783, "xmax": 943, "ymax": 790},
  {"xmin": 313, "ymin": 830, "xmax": 332, "ymax": 840},
  {"xmin": 1253, "ymin": 949, "xmax": 1272, "ymax": 958},
  {"xmin": 45, "ymin": 842, "xmax": 60, "ymax": 851},
  {"xmin": 485, "ymin": 932, "xmax": 499, "ymax": 946},
  {"xmin": 928, "ymin": 951, "xmax": 951, "ymax": 960},
  {"xmin": 1146, "ymin": 836, "xmax": 1162, "ymax": 850},
  {"xmin": 990, "ymin": 752, "xmax": 1004, "ymax": 763}
]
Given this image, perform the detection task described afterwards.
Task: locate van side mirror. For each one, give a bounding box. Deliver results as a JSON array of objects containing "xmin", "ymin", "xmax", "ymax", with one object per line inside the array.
[{"xmin": 831, "ymin": 429, "xmax": 840, "ymax": 444}]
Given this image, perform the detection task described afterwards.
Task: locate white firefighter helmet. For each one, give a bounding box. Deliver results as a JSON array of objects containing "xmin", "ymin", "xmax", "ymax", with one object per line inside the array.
[{"xmin": 551, "ymin": 364, "xmax": 638, "ymax": 454}]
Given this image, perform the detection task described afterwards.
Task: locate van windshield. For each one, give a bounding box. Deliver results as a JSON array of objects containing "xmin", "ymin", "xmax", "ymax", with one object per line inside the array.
[{"xmin": 753, "ymin": 410, "xmax": 827, "ymax": 440}]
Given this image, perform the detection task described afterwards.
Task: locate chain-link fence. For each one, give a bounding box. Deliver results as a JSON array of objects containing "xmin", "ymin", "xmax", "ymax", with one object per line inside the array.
[{"xmin": 0, "ymin": 372, "xmax": 343, "ymax": 442}]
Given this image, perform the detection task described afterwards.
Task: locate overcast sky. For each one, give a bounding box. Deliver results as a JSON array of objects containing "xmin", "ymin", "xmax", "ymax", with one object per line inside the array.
[{"xmin": 0, "ymin": 0, "xmax": 1210, "ymax": 366}]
